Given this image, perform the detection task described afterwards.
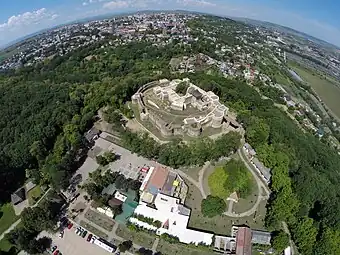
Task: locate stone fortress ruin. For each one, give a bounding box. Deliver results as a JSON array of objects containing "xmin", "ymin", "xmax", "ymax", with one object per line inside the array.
[{"xmin": 131, "ymin": 78, "xmax": 240, "ymax": 138}]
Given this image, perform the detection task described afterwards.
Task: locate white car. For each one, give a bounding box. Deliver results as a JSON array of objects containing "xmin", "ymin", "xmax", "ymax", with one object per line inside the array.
[
  {"xmin": 58, "ymin": 230, "xmax": 64, "ymax": 238},
  {"xmin": 90, "ymin": 235, "xmax": 97, "ymax": 243},
  {"xmin": 77, "ymin": 228, "xmax": 84, "ymax": 236}
]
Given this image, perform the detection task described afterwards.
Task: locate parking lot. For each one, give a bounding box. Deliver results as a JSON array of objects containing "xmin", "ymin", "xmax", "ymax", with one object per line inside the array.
[
  {"xmin": 41, "ymin": 228, "xmax": 113, "ymax": 255},
  {"xmin": 96, "ymin": 135, "xmax": 156, "ymax": 180},
  {"xmin": 72, "ymin": 133, "xmax": 156, "ymax": 185}
]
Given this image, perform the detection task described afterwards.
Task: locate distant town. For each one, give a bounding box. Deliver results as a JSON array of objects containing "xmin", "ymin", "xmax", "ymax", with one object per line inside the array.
[{"xmin": 1, "ymin": 10, "xmax": 340, "ymax": 255}]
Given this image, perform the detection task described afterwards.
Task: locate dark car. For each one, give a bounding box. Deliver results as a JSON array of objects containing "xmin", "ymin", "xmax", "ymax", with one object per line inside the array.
[
  {"xmin": 81, "ymin": 230, "xmax": 87, "ymax": 238},
  {"xmin": 51, "ymin": 245, "xmax": 57, "ymax": 253},
  {"xmin": 86, "ymin": 233, "xmax": 93, "ymax": 242},
  {"xmin": 60, "ymin": 217, "xmax": 68, "ymax": 226}
]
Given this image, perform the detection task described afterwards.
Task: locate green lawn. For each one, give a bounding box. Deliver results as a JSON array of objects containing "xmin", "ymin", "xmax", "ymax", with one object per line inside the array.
[
  {"xmin": 84, "ymin": 209, "xmax": 115, "ymax": 232},
  {"xmin": 79, "ymin": 220, "xmax": 108, "ymax": 239},
  {"xmin": 208, "ymin": 166, "xmax": 229, "ymax": 198},
  {"xmin": 157, "ymin": 239, "xmax": 216, "ymax": 255},
  {"xmin": 0, "ymin": 204, "xmax": 19, "ymax": 235},
  {"xmin": 116, "ymin": 224, "xmax": 155, "ymax": 249},
  {"xmin": 0, "ymin": 238, "xmax": 15, "ymax": 253},
  {"xmin": 27, "ymin": 185, "xmax": 43, "ymax": 205},
  {"xmin": 185, "ymin": 181, "xmax": 266, "ymax": 235}
]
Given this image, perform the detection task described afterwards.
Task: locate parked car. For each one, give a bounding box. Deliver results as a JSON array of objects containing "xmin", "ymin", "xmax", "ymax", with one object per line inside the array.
[
  {"xmin": 76, "ymin": 227, "xmax": 82, "ymax": 235},
  {"xmin": 60, "ymin": 217, "xmax": 68, "ymax": 226},
  {"xmin": 67, "ymin": 222, "xmax": 73, "ymax": 229},
  {"xmin": 87, "ymin": 234, "xmax": 93, "ymax": 242},
  {"xmin": 90, "ymin": 235, "xmax": 97, "ymax": 243},
  {"xmin": 58, "ymin": 230, "xmax": 64, "ymax": 238},
  {"xmin": 81, "ymin": 230, "xmax": 87, "ymax": 238},
  {"xmin": 53, "ymin": 250, "xmax": 59, "ymax": 255},
  {"xmin": 51, "ymin": 245, "xmax": 57, "ymax": 253}
]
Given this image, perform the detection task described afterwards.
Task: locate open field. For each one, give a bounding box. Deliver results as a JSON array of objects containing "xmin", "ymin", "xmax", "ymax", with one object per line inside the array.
[
  {"xmin": 84, "ymin": 209, "xmax": 115, "ymax": 231},
  {"xmin": 27, "ymin": 185, "xmax": 43, "ymax": 205},
  {"xmin": 157, "ymin": 239, "xmax": 216, "ymax": 255},
  {"xmin": 0, "ymin": 204, "xmax": 20, "ymax": 235},
  {"xmin": 0, "ymin": 238, "xmax": 15, "ymax": 252},
  {"xmin": 289, "ymin": 62, "xmax": 340, "ymax": 119},
  {"xmin": 116, "ymin": 224, "xmax": 155, "ymax": 249}
]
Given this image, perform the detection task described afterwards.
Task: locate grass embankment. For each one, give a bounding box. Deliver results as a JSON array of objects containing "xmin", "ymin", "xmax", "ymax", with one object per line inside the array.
[
  {"xmin": 27, "ymin": 185, "xmax": 43, "ymax": 205},
  {"xmin": 0, "ymin": 204, "xmax": 19, "ymax": 235},
  {"xmin": 0, "ymin": 204, "xmax": 20, "ymax": 252},
  {"xmin": 116, "ymin": 224, "xmax": 155, "ymax": 249},
  {"xmin": 0, "ymin": 238, "xmax": 14, "ymax": 252}
]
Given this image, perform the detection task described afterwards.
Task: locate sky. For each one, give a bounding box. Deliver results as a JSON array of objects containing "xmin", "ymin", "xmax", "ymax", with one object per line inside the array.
[{"xmin": 0, "ymin": 0, "xmax": 339, "ymax": 47}]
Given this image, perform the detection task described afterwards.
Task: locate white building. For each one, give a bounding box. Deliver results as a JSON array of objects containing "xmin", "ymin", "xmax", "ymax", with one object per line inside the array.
[{"xmin": 132, "ymin": 193, "xmax": 213, "ymax": 245}]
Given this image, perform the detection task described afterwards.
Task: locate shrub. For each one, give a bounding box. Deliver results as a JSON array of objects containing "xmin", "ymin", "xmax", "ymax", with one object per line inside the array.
[{"xmin": 201, "ymin": 195, "xmax": 226, "ymax": 217}]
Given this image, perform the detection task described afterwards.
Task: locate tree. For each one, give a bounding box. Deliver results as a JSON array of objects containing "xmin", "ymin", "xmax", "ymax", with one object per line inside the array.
[
  {"xmin": 118, "ymin": 240, "xmax": 133, "ymax": 252},
  {"xmin": 175, "ymin": 81, "xmax": 189, "ymax": 95},
  {"xmin": 96, "ymin": 152, "xmax": 117, "ymax": 166},
  {"xmin": 25, "ymin": 168, "xmax": 42, "ymax": 184},
  {"xmin": 21, "ymin": 202, "xmax": 58, "ymax": 232},
  {"xmin": 201, "ymin": 195, "xmax": 226, "ymax": 217},
  {"xmin": 103, "ymin": 151, "xmax": 118, "ymax": 163},
  {"xmin": 314, "ymin": 227, "xmax": 340, "ymax": 255},
  {"xmin": 83, "ymin": 182, "xmax": 101, "ymax": 200},
  {"xmin": 29, "ymin": 141, "xmax": 47, "ymax": 162},
  {"xmin": 115, "ymin": 174, "xmax": 129, "ymax": 191},
  {"xmin": 137, "ymin": 247, "xmax": 153, "ymax": 255},
  {"xmin": 5, "ymin": 227, "xmax": 34, "ymax": 251},
  {"xmin": 291, "ymin": 217, "xmax": 318, "ymax": 255},
  {"xmin": 96, "ymin": 155, "xmax": 108, "ymax": 166},
  {"xmin": 223, "ymin": 160, "xmax": 252, "ymax": 198},
  {"xmin": 245, "ymin": 117, "xmax": 270, "ymax": 147},
  {"xmin": 271, "ymin": 230, "xmax": 289, "ymax": 253}
]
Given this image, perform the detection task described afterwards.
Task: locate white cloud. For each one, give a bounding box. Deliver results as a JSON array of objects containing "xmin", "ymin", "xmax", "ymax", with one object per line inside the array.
[
  {"xmin": 0, "ymin": 8, "xmax": 54, "ymax": 30},
  {"xmin": 103, "ymin": 0, "xmax": 130, "ymax": 9},
  {"xmin": 0, "ymin": 8, "xmax": 61, "ymax": 46},
  {"xmin": 177, "ymin": 0, "xmax": 216, "ymax": 7}
]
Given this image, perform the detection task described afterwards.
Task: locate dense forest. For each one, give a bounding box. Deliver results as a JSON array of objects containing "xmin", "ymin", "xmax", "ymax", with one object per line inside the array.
[
  {"xmin": 187, "ymin": 71, "xmax": 340, "ymax": 254},
  {"xmin": 0, "ymin": 40, "xmax": 189, "ymax": 204},
  {"xmin": 1, "ymin": 16, "xmax": 340, "ymax": 254}
]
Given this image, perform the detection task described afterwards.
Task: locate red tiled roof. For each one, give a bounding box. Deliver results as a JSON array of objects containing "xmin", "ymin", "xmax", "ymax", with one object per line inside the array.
[
  {"xmin": 236, "ymin": 227, "xmax": 252, "ymax": 255},
  {"xmin": 145, "ymin": 166, "xmax": 169, "ymax": 192}
]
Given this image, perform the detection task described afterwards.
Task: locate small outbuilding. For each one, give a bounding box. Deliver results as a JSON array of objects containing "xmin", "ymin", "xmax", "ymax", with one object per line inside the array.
[
  {"xmin": 11, "ymin": 188, "xmax": 26, "ymax": 205},
  {"xmin": 85, "ymin": 127, "xmax": 101, "ymax": 142}
]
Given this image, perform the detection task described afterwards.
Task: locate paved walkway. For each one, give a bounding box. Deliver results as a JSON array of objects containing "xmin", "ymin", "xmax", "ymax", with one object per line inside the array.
[
  {"xmin": 198, "ymin": 162, "xmax": 210, "ymax": 199},
  {"xmin": 152, "ymin": 238, "xmax": 160, "ymax": 253},
  {"xmin": 174, "ymin": 147, "xmax": 270, "ymax": 218},
  {"xmin": 175, "ymin": 145, "xmax": 270, "ymax": 219}
]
